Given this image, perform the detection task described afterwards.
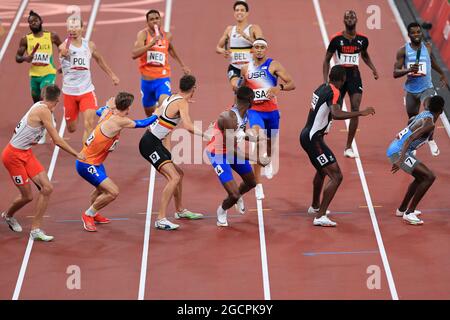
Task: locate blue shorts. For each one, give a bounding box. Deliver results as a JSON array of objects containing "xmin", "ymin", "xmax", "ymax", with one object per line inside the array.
[
  {"xmin": 207, "ymin": 152, "xmax": 253, "ymax": 184},
  {"xmin": 76, "ymin": 160, "xmax": 108, "ymax": 187},
  {"xmin": 141, "ymin": 77, "xmax": 171, "ymax": 108},
  {"xmin": 248, "ymin": 109, "xmax": 280, "ymax": 139}
]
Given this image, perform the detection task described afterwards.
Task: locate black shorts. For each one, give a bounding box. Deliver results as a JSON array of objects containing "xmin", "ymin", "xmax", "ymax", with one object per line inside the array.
[
  {"xmin": 139, "ymin": 130, "xmax": 172, "ymax": 171},
  {"xmin": 300, "ymin": 129, "xmax": 337, "ymax": 171},
  {"xmin": 340, "ymin": 67, "xmax": 363, "ymax": 97},
  {"xmin": 227, "ymin": 64, "xmax": 241, "ymax": 80}
]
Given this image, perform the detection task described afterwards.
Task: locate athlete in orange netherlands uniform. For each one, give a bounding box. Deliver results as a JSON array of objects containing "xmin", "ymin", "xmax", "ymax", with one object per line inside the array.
[
  {"xmin": 132, "ymin": 9, "xmax": 190, "ymax": 117},
  {"xmin": 76, "ymin": 92, "xmax": 157, "ymax": 232},
  {"xmin": 1, "ymin": 85, "xmax": 84, "ymax": 241},
  {"xmin": 59, "ymin": 16, "xmax": 119, "ymax": 143}
]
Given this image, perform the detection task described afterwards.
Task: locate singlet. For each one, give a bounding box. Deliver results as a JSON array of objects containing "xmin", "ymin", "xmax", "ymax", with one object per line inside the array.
[
  {"xmin": 139, "ymin": 29, "xmax": 171, "ymax": 79},
  {"xmin": 386, "ymin": 111, "xmax": 434, "ymax": 157},
  {"xmin": 10, "ymin": 102, "xmax": 47, "ymax": 150},
  {"xmin": 229, "ymin": 25, "xmax": 253, "ymax": 69},
  {"xmin": 26, "ymin": 31, "xmax": 56, "ymax": 77},
  {"xmin": 60, "ymin": 38, "xmax": 95, "ymax": 95},
  {"xmin": 80, "ymin": 110, "xmax": 120, "ymax": 165},
  {"xmin": 327, "ymin": 32, "xmax": 369, "ymax": 68},
  {"xmin": 302, "ymin": 83, "xmax": 342, "ymax": 140},
  {"xmin": 245, "ymin": 58, "xmax": 278, "ymax": 112},
  {"xmin": 149, "ymin": 94, "xmax": 183, "ymax": 140},
  {"xmin": 207, "ymin": 106, "xmax": 248, "ymax": 154},
  {"xmin": 404, "ymin": 42, "xmax": 433, "ymax": 94}
]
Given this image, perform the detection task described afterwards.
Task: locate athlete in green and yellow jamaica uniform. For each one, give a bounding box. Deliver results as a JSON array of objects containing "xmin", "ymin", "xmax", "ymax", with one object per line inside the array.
[{"xmin": 16, "ymin": 11, "xmax": 62, "ymax": 103}]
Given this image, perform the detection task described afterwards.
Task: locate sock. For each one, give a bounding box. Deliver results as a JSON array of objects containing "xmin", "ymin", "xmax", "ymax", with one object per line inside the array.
[{"xmin": 85, "ymin": 206, "xmax": 98, "ymax": 217}]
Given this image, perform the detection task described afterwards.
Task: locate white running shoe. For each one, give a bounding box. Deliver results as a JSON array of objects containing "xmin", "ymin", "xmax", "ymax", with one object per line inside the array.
[
  {"xmin": 264, "ymin": 162, "xmax": 273, "ymax": 179},
  {"xmin": 30, "ymin": 229, "xmax": 54, "ymax": 241},
  {"xmin": 234, "ymin": 197, "xmax": 245, "ymax": 215},
  {"xmin": 313, "ymin": 215, "xmax": 337, "ymax": 227},
  {"xmin": 1, "ymin": 212, "xmax": 22, "ymax": 232},
  {"xmin": 428, "ymin": 140, "xmax": 440, "ymax": 156},
  {"xmin": 307, "ymin": 206, "xmax": 330, "ymax": 216},
  {"xmin": 344, "ymin": 148, "xmax": 357, "ymax": 158},
  {"xmin": 155, "ymin": 218, "xmax": 179, "ymax": 230},
  {"xmin": 402, "ymin": 213, "xmax": 423, "ymax": 225},
  {"xmin": 395, "ymin": 209, "xmax": 422, "ymax": 217},
  {"xmin": 216, "ymin": 206, "xmax": 228, "ymax": 227},
  {"xmin": 255, "ymin": 184, "xmax": 265, "ymax": 200},
  {"xmin": 174, "ymin": 209, "xmax": 204, "ymax": 220}
]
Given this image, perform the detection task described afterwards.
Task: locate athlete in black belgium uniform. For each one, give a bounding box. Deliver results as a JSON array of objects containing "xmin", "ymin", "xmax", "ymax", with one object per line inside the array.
[
  {"xmin": 323, "ymin": 10, "xmax": 378, "ymax": 159},
  {"xmin": 300, "ymin": 65, "xmax": 375, "ymax": 227}
]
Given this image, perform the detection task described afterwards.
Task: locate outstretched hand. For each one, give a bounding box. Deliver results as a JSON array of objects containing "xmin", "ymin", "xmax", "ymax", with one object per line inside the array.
[{"xmin": 361, "ymin": 107, "xmax": 375, "ymax": 116}]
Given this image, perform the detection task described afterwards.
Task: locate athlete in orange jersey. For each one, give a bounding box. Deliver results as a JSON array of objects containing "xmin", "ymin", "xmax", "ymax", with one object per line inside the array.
[
  {"xmin": 132, "ymin": 9, "xmax": 190, "ymax": 117},
  {"xmin": 76, "ymin": 92, "xmax": 157, "ymax": 232}
]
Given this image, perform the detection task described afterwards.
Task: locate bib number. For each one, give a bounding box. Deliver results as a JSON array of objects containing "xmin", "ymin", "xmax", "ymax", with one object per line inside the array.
[
  {"xmin": 253, "ymin": 88, "xmax": 270, "ymax": 102},
  {"xmin": 408, "ymin": 62, "xmax": 427, "ymax": 76},
  {"xmin": 214, "ymin": 164, "xmax": 224, "ymax": 176},
  {"xmin": 13, "ymin": 175, "xmax": 25, "ymax": 185},
  {"xmin": 71, "ymin": 55, "xmax": 89, "ymax": 70},
  {"xmin": 147, "ymin": 51, "xmax": 166, "ymax": 66},
  {"xmin": 311, "ymin": 93, "xmax": 319, "ymax": 110},
  {"xmin": 397, "ymin": 128, "xmax": 409, "ymax": 140},
  {"xmin": 316, "ymin": 153, "xmax": 329, "ymax": 166},
  {"xmin": 230, "ymin": 50, "xmax": 250, "ymax": 65},
  {"xmin": 32, "ymin": 52, "xmax": 50, "ymax": 66},
  {"xmin": 403, "ymin": 156, "xmax": 416, "ymax": 168},
  {"xmin": 339, "ymin": 53, "xmax": 359, "ymax": 66},
  {"xmin": 85, "ymin": 132, "xmax": 95, "ymax": 146}
]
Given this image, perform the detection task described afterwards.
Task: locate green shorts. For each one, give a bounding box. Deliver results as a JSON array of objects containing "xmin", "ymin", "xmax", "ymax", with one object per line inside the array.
[{"xmin": 30, "ymin": 74, "xmax": 56, "ymax": 100}]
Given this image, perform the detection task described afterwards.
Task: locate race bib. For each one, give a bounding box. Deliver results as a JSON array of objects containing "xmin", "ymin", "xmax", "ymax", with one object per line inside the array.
[
  {"xmin": 407, "ymin": 62, "xmax": 427, "ymax": 76},
  {"xmin": 70, "ymin": 55, "xmax": 89, "ymax": 70},
  {"xmin": 253, "ymin": 88, "xmax": 270, "ymax": 102},
  {"xmin": 230, "ymin": 50, "xmax": 250, "ymax": 65},
  {"xmin": 338, "ymin": 53, "xmax": 360, "ymax": 66},
  {"xmin": 147, "ymin": 51, "xmax": 166, "ymax": 66},
  {"xmin": 32, "ymin": 52, "xmax": 50, "ymax": 66}
]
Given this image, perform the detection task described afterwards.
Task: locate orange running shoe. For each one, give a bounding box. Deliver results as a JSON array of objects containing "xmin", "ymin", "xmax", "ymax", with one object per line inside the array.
[
  {"xmin": 94, "ymin": 213, "xmax": 111, "ymax": 224},
  {"xmin": 81, "ymin": 212, "xmax": 97, "ymax": 232}
]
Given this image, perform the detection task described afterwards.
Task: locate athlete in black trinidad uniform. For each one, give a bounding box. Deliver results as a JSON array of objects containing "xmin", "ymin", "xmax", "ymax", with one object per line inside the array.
[
  {"xmin": 300, "ymin": 65, "xmax": 375, "ymax": 227},
  {"xmin": 323, "ymin": 10, "xmax": 378, "ymax": 159}
]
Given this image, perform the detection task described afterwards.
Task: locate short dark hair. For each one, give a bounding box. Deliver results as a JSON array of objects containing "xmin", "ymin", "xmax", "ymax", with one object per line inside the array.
[
  {"xmin": 28, "ymin": 10, "xmax": 42, "ymax": 22},
  {"xmin": 233, "ymin": 1, "xmax": 249, "ymax": 11},
  {"xmin": 42, "ymin": 84, "xmax": 61, "ymax": 101},
  {"xmin": 236, "ymin": 86, "xmax": 254, "ymax": 106},
  {"xmin": 179, "ymin": 75, "xmax": 196, "ymax": 92},
  {"xmin": 115, "ymin": 92, "xmax": 134, "ymax": 111},
  {"xmin": 407, "ymin": 22, "xmax": 421, "ymax": 34},
  {"xmin": 428, "ymin": 95, "xmax": 445, "ymax": 114},
  {"xmin": 329, "ymin": 65, "xmax": 346, "ymax": 82},
  {"xmin": 146, "ymin": 9, "xmax": 160, "ymax": 21}
]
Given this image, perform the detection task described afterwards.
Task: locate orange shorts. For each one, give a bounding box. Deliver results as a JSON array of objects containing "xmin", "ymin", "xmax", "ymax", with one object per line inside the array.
[
  {"xmin": 1, "ymin": 144, "xmax": 44, "ymax": 186},
  {"xmin": 63, "ymin": 91, "xmax": 98, "ymax": 122}
]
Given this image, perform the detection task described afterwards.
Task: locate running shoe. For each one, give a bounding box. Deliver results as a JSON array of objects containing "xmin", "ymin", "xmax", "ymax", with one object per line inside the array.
[
  {"xmin": 403, "ymin": 213, "xmax": 423, "ymax": 225},
  {"xmin": 428, "ymin": 140, "xmax": 440, "ymax": 156},
  {"xmin": 395, "ymin": 209, "xmax": 421, "ymax": 217},
  {"xmin": 81, "ymin": 212, "xmax": 97, "ymax": 232},
  {"xmin": 307, "ymin": 206, "xmax": 330, "ymax": 216},
  {"xmin": 344, "ymin": 148, "xmax": 357, "ymax": 158},
  {"xmin": 255, "ymin": 184, "xmax": 265, "ymax": 200},
  {"xmin": 94, "ymin": 213, "xmax": 111, "ymax": 224},
  {"xmin": 235, "ymin": 197, "xmax": 245, "ymax": 214},
  {"xmin": 313, "ymin": 215, "xmax": 337, "ymax": 227},
  {"xmin": 155, "ymin": 218, "xmax": 179, "ymax": 230},
  {"xmin": 30, "ymin": 229, "xmax": 54, "ymax": 241},
  {"xmin": 216, "ymin": 206, "xmax": 228, "ymax": 227},
  {"xmin": 174, "ymin": 209, "xmax": 204, "ymax": 220},
  {"xmin": 1, "ymin": 212, "xmax": 22, "ymax": 232}
]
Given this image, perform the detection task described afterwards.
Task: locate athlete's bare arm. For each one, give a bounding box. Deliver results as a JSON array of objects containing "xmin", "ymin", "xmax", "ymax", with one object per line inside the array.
[
  {"xmin": 250, "ymin": 24, "xmax": 263, "ymax": 41},
  {"xmin": 361, "ymin": 48, "xmax": 379, "ymax": 79},
  {"xmin": 331, "ymin": 103, "xmax": 375, "ymax": 120},
  {"xmin": 51, "ymin": 32, "xmax": 62, "ymax": 48},
  {"xmin": 216, "ymin": 26, "xmax": 232, "ymax": 57},
  {"xmin": 16, "ymin": 37, "xmax": 33, "ymax": 63},
  {"xmin": 178, "ymin": 100, "xmax": 206, "ymax": 138},
  {"xmin": 393, "ymin": 46, "xmax": 417, "ymax": 78},
  {"xmin": 267, "ymin": 60, "xmax": 295, "ymax": 99},
  {"xmin": 323, "ymin": 51, "xmax": 334, "ymax": 83},
  {"xmin": 131, "ymin": 29, "xmax": 160, "ymax": 60},
  {"xmin": 167, "ymin": 32, "xmax": 190, "ymax": 74},
  {"xmin": 427, "ymin": 43, "xmax": 448, "ymax": 87},
  {"xmin": 90, "ymin": 41, "xmax": 120, "ymax": 85}
]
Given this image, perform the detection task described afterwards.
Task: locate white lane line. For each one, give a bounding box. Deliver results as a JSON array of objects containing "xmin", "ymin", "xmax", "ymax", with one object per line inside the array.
[
  {"xmin": 256, "ymin": 198, "xmax": 271, "ymax": 300},
  {"xmin": 387, "ymin": 0, "xmax": 450, "ymax": 139},
  {"xmin": 0, "ymin": 0, "xmax": 29, "ymax": 63},
  {"xmin": 12, "ymin": 0, "xmax": 102, "ymax": 300},
  {"xmin": 312, "ymin": 0, "xmax": 399, "ymax": 300}
]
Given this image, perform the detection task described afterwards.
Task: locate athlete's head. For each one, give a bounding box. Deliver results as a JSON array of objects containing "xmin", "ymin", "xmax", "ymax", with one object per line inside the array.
[
  {"xmin": 179, "ymin": 75, "xmax": 197, "ymax": 98},
  {"xmin": 427, "ymin": 95, "xmax": 445, "ymax": 115},
  {"xmin": 41, "ymin": 84, "xmax": 61, "ymax": 109},
  {"xmin": 115, "ymin": 92, "xmax": 135, "ymax": 115},
  {"xmin": 146, "ymin": 9, "xmax": 162, "ymax": 31},
  {"xmin": 344, "ymin": 10, "xmax": 357, "ymax": 30},
  {"xmin": 28, "ymin": 11, "xmax": 43, "ymax": 34},
  {"xmin": 252, "ymin": 38, "xmax": 268, "ymax": 60},
  {"xmin": 233, "ymin": 1, "xmax": 249, "ymax": 22},
  {"xmin": 407, "ymin": 22, "xmax": 423, "ymax": 44},
  {"xmin": 67, "ymin": 16, "xmax": 83, "ymax": 39},
  {"xmin": 236, "ymin": 86, "xmax": 255, "ymax": 108},
  {"xmin": 329, "ymin": 65, "xmax": 347, "ymax": 88}
]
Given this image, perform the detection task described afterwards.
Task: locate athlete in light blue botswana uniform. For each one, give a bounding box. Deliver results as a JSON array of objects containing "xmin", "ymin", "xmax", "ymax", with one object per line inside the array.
[
  {"xmin": 386, "ymin": 96, "xmax": 444, "ymax": 225},
  {"xmin": 393, "ymin": 22, "xmax": 448, "ymax": 156}
]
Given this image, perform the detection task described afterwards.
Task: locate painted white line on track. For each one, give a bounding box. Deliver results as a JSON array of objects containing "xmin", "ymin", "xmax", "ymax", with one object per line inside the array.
[{"xmin": 0, "ymin": 0, "xmax": 29, "ymax": 63}]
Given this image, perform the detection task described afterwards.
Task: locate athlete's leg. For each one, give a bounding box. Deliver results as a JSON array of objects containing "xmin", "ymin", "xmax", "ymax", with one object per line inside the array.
[
  {"xmin": 398, "ymin": 179, "xmax": 420, "ymax": 212},
  {"xmin": 315, "ymin": 162, "xmax": 343, "ymax": 218},
  {"xmin": 251, "ymin": 124, "xmax": 265, "ymax": 184},
  {"xmin": 4, "ymin": 184, "xmax": 34, "ymax": 218},
  {"xmin": 29, "ymin": 171, "xmax": 54, "ymax": 230},
  {"xmin": 90, "ymin": 178, "xmax": 119, "ymax": 211},
  {"xmin": 405, "ymin": 162, "xmax": 435, "ymax": 214},
  {"xmin": 172, "ymin": 163, "xmax": 184, "ymax": 212},
  {"xmin": 65, "ymin": 94, "xmax": 80, "ymax": 133},
  {"xmin": 221, "ymin": 179, "xmax": 242, "ymax": 210},
  {"xmin": 405, "ymin": 92, "xmax": 420, "ymax": 119},
  {"xmin": 312, "ymin": 170, "xmax": 326, "ymax": 209},
  {"xmin": 158, "ymin": 163, "xmax": 181, "ymax": 220},
  {"xmin": 30, "ymin": 77, "xmax": 42, "ymax": 103},
  {"xmin": 345, "ymin": 93, "xmax": 362, "ymax": 150},
  {"xmin": 90, "ymin": 188, "xmax": 102, "ymax": 205}
]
